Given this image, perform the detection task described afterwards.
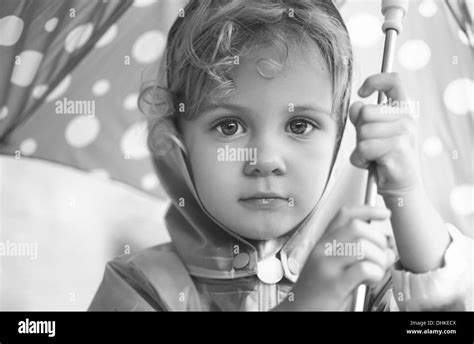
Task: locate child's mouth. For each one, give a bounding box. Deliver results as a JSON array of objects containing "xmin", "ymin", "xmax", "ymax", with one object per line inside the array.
[{"xmin": 239, "ymin": 196, "xmax": 288, "ymax": 210}]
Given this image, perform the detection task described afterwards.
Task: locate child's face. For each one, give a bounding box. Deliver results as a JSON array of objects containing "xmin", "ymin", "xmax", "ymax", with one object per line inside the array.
[{"xmin": 179, "ymin": 46, "xmax": 338, "ymax": 240}]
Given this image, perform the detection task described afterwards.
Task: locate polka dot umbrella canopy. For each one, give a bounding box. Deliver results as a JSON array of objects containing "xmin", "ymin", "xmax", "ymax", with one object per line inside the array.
[
  {"xmin": 0, "ymin": 0, "xmax": 472, "ymax": 234},
  {"xmin": 0, "ymin": 0, "xmax": 186, "ymax": 201}
]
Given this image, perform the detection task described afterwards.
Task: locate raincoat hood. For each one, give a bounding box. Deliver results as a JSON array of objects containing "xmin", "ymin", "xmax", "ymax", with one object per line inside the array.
[
  {"xmin": 88, "ymin": 106, "xmax": 374, "ymax": 311},
  {"xmin": 151, "ymin": 125, "xmax": 366, "ymax": 283}
]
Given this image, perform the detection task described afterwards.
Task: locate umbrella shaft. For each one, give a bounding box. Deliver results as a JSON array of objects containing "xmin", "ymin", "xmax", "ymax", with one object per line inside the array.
[{"xmin": 354, "ymin": 28, "xmax": 399, "ymax": 312}]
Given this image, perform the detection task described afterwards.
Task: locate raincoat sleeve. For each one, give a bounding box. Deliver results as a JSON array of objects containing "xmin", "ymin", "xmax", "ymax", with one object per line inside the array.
[
  {"xmin": 88, "ymin": 244, "xmax": 203, "ymax": 311},
  {"xmin": 88, "ymin": 257, "xmax": 166, "ymax": 311},
  {"xmin": 369, "ymin": 223, "xmax": 473, "ymax": 311}
]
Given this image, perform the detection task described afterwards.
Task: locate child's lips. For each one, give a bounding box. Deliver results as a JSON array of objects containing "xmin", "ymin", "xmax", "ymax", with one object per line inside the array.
[
  {"xmin": 239, "ymin": 196, "xmax": 289, "ymax": 210},
  {"xmin": 240, "ymin": 191, "xmax": 286, "ymax": 200}
]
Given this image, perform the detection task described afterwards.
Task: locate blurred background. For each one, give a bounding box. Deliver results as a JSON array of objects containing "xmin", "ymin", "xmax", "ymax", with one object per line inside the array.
[{"xmin": 0, "ymin": 0, "xmax": 472, "ymax": 310}]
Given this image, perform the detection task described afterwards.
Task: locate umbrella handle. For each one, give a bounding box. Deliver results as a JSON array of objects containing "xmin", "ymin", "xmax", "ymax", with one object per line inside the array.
[{"xmin": 353, "ymin": 0, "xmax": 409, "ymax": 312}]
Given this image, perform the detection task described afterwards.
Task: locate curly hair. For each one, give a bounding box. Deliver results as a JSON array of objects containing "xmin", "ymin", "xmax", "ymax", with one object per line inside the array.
[{"xmin": 139, "ymin": 0, "xmax": 353, "ymax": 157}]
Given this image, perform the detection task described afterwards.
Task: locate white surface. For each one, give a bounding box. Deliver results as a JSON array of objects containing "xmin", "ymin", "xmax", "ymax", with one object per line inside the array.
[{"xmin": 0, "ymin": 156, "xmax": 170, "ymax": 310}]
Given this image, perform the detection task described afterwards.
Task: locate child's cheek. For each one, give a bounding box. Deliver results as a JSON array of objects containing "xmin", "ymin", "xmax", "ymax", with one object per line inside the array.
[
  {"xmin": 290, "ymin": 138, "xmax": 335, "ymax": 204},
  {"xmin": 188, "ymin": 141, "xmax": 239, "ymax": 195}
]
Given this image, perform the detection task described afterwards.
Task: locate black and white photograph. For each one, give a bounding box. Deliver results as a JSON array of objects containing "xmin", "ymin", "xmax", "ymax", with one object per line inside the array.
[{"xmin": 0, "ymin": 0, "xmax": 473, "ymax": 339}]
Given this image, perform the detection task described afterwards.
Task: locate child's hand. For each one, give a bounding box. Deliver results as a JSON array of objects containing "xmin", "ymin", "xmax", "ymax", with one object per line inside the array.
[
  {"xmin": 277, "ymin": 205, "xmax": 396, "ymax": 311},
  {"xmin": 349, "ymin": 73, "xmax": 422, "ymax": 197},
  {"xmin": 346, "ymin": 73, "xmax": 451, "ymax": 275}
]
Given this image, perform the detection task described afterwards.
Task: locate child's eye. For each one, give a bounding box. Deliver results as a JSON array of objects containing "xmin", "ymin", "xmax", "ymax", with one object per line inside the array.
[
  {"xmin": 286, "ymin": 118, "xmax": 318, "ymax": 136},
  {"xmin": 212, "ymin": 118, "xmax": 245, "ymax": 137}
]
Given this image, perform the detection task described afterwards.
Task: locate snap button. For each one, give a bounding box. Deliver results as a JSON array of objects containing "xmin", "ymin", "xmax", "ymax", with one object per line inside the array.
[
  {"xmin": 232, "ymin": 252, "xmax": 250, "ymax": 269},
  {"xmin": 257, "ymin": 256, "xmax": 284, "ymax": 284}
]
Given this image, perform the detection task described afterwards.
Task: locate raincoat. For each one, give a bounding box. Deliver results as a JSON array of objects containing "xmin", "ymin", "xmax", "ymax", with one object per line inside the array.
[{"xmin": 89, "ymin": 129, "xmax": 473, "ymax": 311}]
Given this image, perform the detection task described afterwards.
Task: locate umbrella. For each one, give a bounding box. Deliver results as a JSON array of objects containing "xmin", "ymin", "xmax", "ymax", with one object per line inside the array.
[{"xmin": 0, "ymin": 0, "xmax": 187, "ymax": 199}]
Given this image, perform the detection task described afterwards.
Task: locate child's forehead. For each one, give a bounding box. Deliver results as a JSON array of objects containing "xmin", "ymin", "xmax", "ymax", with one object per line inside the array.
[
  {"xmin": 199, "ymin": 49, "xmax": 333, "ymax": 118},
  {"xmin": 232, "ymin": 43, "xmax": 328, "ymax": 80},
  {"xmin": 196, "ymin": 44, "xmax": 332, "ymax": 119}
]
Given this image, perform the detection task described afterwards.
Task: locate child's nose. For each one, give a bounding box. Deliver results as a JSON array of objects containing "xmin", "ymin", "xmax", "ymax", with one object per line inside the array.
[
  {"xmin": 243, "ymin": 131, "xmax": 287, "ymax": 177},
  {"xmin": 243, "ymin": 155, "xmax": 286, "ymax": 177}
]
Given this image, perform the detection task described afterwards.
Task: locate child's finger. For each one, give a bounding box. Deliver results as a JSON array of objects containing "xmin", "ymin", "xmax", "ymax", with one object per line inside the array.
[
  {"xmin": 349, "ymin": 101, "xmax": 365, "ymax": 126},
  {"xmin": 348, "ymin": 218, "xmax": 390, "ymax": 249},
  {"xmin": 327, "ymin": 206, "xmax": 391, "ymax": 234},
  {"xmin": 345, "ymin": 239, "xmax": 394, "ymax": 269},
  {"xmin": 357, "ymin": 121, "xmax": 408, "ymax": 141},
  {"xmin": 358, "ymin": 72, "xmax": 408, "ymax": 102},
  {"xmin": 349, "ymin": 103, "xmax": 400, "ymax": 127},
  {"xmin": 358, "ymin": 240, "xmax": 396, "ymax": 269},
  {"xmin": 323, "ymin": 238, "xmax": 392, "ymax": 269},
  {"xmin": 350, "ymin": 137, "xmax": 395, "ymax": 169},
  {"xmin": 342, "ymin": 260, "xmax": 388, "ymax": 289},
  {"xmin": 327, "ymin": 218, "xmax": 389, "ymax": 252}
]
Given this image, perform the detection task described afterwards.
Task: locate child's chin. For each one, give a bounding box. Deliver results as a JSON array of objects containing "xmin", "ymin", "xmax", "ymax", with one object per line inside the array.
[{"xmin": 235, "ymin": 224, "xmax": 294, "ymax": 241}]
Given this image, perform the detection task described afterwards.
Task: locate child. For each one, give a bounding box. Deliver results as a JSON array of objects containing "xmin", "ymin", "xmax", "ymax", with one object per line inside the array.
[{"xmin": 89, "ymin": 0, "xmax": 472, "ymax": 311}]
